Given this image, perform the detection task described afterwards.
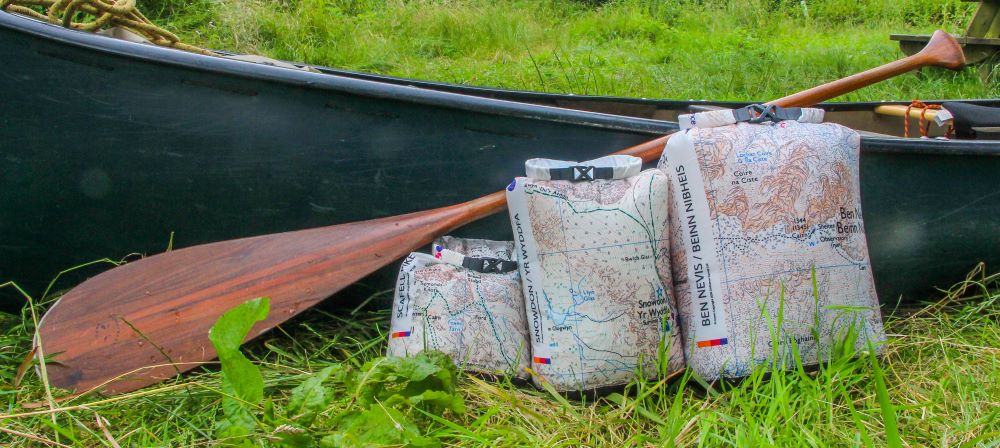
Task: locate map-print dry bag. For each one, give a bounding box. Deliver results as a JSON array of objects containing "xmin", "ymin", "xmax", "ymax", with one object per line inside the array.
[
  {"xmin": 387, "ymin": 236, "xmax": 530, "ymax": 379},
  {"xmin": 506, "ymin": 155, "xmax": 685, "ymax": 392},
  {"xmin": 659, "ymin": 105, "xmax": 885, "ymax": 380}
]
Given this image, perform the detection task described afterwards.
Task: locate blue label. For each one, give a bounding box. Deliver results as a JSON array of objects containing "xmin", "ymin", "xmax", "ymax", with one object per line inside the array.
[{"xmin": 736, "ymin": 150, "xmax": 773, "ymax": 164}]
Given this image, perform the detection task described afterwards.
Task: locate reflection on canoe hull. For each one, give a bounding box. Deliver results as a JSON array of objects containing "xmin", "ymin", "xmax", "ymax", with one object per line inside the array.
[{"xmin": 1, "ymin": 11, "xmax": 998, "ymax": 306}]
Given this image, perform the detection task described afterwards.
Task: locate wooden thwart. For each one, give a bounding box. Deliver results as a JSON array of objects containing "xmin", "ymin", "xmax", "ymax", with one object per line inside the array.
[{"xmin": 874, "ymin": 104, "xmax": 941, "ymax": 121}]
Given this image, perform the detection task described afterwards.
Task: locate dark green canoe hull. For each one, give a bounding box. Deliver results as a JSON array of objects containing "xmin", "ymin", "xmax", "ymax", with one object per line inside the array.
[{"xmin": 1, "ymin": 12, "xmax": 998, "ymax": 308}]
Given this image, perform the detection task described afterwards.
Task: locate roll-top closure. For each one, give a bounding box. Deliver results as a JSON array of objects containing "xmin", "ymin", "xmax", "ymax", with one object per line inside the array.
[
  {"xmin": 679, "ymin": 105, "xmax": 825, "ymax": 130},
  {"xmin": 432, "ymin": 245, "xmax": 518, "ymax": 274},
  {"xmin": 525, "ymin": 155, "xmax": 642, "ymax": 181}
]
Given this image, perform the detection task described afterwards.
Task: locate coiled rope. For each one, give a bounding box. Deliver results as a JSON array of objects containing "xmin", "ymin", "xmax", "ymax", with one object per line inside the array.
[
  {"xmin": 904, "ymin": 99, "xmax": 954, "ymax": 139},
  {"xmin": 1, "ymin": 0, "xmax": 212, "ymax": 55}
]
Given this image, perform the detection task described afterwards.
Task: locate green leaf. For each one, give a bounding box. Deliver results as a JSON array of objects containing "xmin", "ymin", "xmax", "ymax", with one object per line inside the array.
[
  {"xmin": 210, "ymin": 297, "xmax": 270, "ymax": 405},
  {"xmin": 395, "ymin": 390, "xmax": 465, "ymax": 415},
  {"xmin": 354, "ymin": 351, "xmax": 463, "ymax": 414},
  {"xmin": 320, "ymin": 405, "xmax": 439, "ymax": 448},
  {"xmin": 209, "ymin": 297, "xmax": 271, "ymax": 355},
  {"xmin": 215, "ymin": 408, "xmax": 254, "ymax": 443},
  {"xmin": 287, "ymin": 365, "xmax": 340, "ymax": 426},
  {"xmin": 216, "ymin": 373, "xmax": 256, "ymax": 445},
  {"xmin": 263, "ymin": 398, "xmax": 276, "ymax": 424},
  {"xmin": 223, "ymin": 354, "xmax": 266, "ymax": 407},
  {"xmin": 274, "ymin": 425, "xmax": 315, "ymax": 448},
  {"xmin": 209, "ymin": 297, "xmax": 271, "ymax": 445}
]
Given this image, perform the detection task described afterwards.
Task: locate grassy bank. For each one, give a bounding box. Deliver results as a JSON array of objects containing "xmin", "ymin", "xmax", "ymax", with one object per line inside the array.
[
  {"xmin": 2, "ymin": 0, "xmax": 999, "ymax": 446},
  {"xmin": 150, "ymin": 0, "xmax": 998, "ymax": 101},
  {"xmin": 2, "ymin": 271, "xmax": 998, "ymax": 446}
]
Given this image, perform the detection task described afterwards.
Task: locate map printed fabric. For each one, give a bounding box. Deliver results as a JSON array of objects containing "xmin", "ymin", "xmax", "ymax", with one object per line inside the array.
[
  {"xmin": 387, "ymin": 237, "xmax": 530, "ymax": 378},
  {"xmin": 506, "ymin": 156, "xmax": 685, "ymax": 391},
  {"xmin": 658, "ymin": 114, "xmax": 885, "ymax": 380}
]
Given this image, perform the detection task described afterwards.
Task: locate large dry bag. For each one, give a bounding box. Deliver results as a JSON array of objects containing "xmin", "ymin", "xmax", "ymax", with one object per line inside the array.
[{"xmin": 659, "ymin": 106, "xmax": 885, "ymax": 380}]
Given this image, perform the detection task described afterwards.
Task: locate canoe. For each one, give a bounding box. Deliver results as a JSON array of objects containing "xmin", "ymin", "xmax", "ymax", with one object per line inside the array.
[{"xmin": 1, "ymin": 11, "xmax": 998, "ymax": 307}]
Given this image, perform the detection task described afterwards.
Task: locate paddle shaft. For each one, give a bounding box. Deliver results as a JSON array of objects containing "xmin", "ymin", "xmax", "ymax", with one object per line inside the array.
[{"xmin": 38, "ymin": 30, "xmax": 966, "ymax": 395}]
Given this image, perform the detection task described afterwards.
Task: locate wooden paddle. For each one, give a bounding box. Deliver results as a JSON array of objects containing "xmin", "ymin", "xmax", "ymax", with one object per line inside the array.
[{"xmin": 36, "ymin": 30, "xmax": 965, "ymax": 395}]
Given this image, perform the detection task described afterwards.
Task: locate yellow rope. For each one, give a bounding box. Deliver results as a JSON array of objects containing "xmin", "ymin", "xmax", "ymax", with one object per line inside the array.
[{"xmin": 2, "ymin": 0, "xmax": 213, "ymax": 55}]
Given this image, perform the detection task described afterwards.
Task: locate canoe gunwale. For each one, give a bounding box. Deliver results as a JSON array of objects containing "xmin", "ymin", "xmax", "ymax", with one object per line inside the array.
[{"xmin": 300, "ymin": 62, "xmax": 1000, "ymax": 113}]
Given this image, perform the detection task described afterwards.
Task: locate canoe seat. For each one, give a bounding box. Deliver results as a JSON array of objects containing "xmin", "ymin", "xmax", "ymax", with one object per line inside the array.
[
  {"xmin": 943, "ymin": 101, "xmax": 1000, "ymax": 138},
  {"xmin": 890, "ymin": 0, "xmax": 1000, "ymax": 80},
  {"xmin": 890, "ymin": 35, "xmax": 1000, "ymax": 64}
]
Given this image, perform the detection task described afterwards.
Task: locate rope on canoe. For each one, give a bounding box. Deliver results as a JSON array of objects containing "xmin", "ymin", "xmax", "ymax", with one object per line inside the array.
[
  {"xmin": 1, "ymin": 0, "xmax": 213, "ymax": 55},
  {"xmin": 904, "ymin": 99, "xmax": 953, "ymax": 139}
]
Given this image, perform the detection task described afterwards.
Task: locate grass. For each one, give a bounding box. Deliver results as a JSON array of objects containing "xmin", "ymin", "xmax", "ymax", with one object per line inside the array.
[
  {"xmin": 1, "ymin": 268, "xmax": 998, "ymax": 446},
  {"xmin": 2, "ymin": 0, "xmax": 1000, "ymax": 446},
  {"xmin": 147, "ymin": 0, "xmax": 999, "ymax": 101}
]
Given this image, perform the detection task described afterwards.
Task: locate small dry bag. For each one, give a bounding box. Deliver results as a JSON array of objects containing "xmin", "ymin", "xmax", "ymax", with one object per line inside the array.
[{"xmin": 387, "ymin": 236, "xmax": 529, "ymax": 378}]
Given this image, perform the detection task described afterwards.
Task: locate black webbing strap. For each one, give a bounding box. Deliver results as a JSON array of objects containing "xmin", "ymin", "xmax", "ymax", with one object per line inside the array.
[
  {"xmin": 547, "ymin": 165, "xmax": 615, "ymax": 182},
  {"xmin": 461, "ymin": 256, "xmax": 518, "ymax": 274},
  {"xmin": 732, "ymin": 104, "xmax": 803, "ymax": 124}
]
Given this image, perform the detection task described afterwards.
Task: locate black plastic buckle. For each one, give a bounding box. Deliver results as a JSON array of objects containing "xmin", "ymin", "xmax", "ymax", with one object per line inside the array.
[
  {"xmin": 573, "ymin": 165, "xmax": 594, "ymax": 181},
  {"xmin": 747, "ymin": 104, "xmax": 777, "ymax": 124},
  {"xmin": 482, "ymin": 259, "xmax": 503, "ymax": 273},
  {"xmin": 548, "ymin": 165, "xmax": 615, "ymax": 182},
  {"xmin": 462, "ymin": 256, "xmax": 517, "ymax": 274},
  {"xmin": 733, "ymin": 104, "xmax": 803, "ymax": 124}
]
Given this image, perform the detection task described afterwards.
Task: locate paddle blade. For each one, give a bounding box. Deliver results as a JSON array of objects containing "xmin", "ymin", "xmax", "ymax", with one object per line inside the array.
[{"xmin": 36, "ymin": 205, "xmax": 467, "ymax": 394}]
